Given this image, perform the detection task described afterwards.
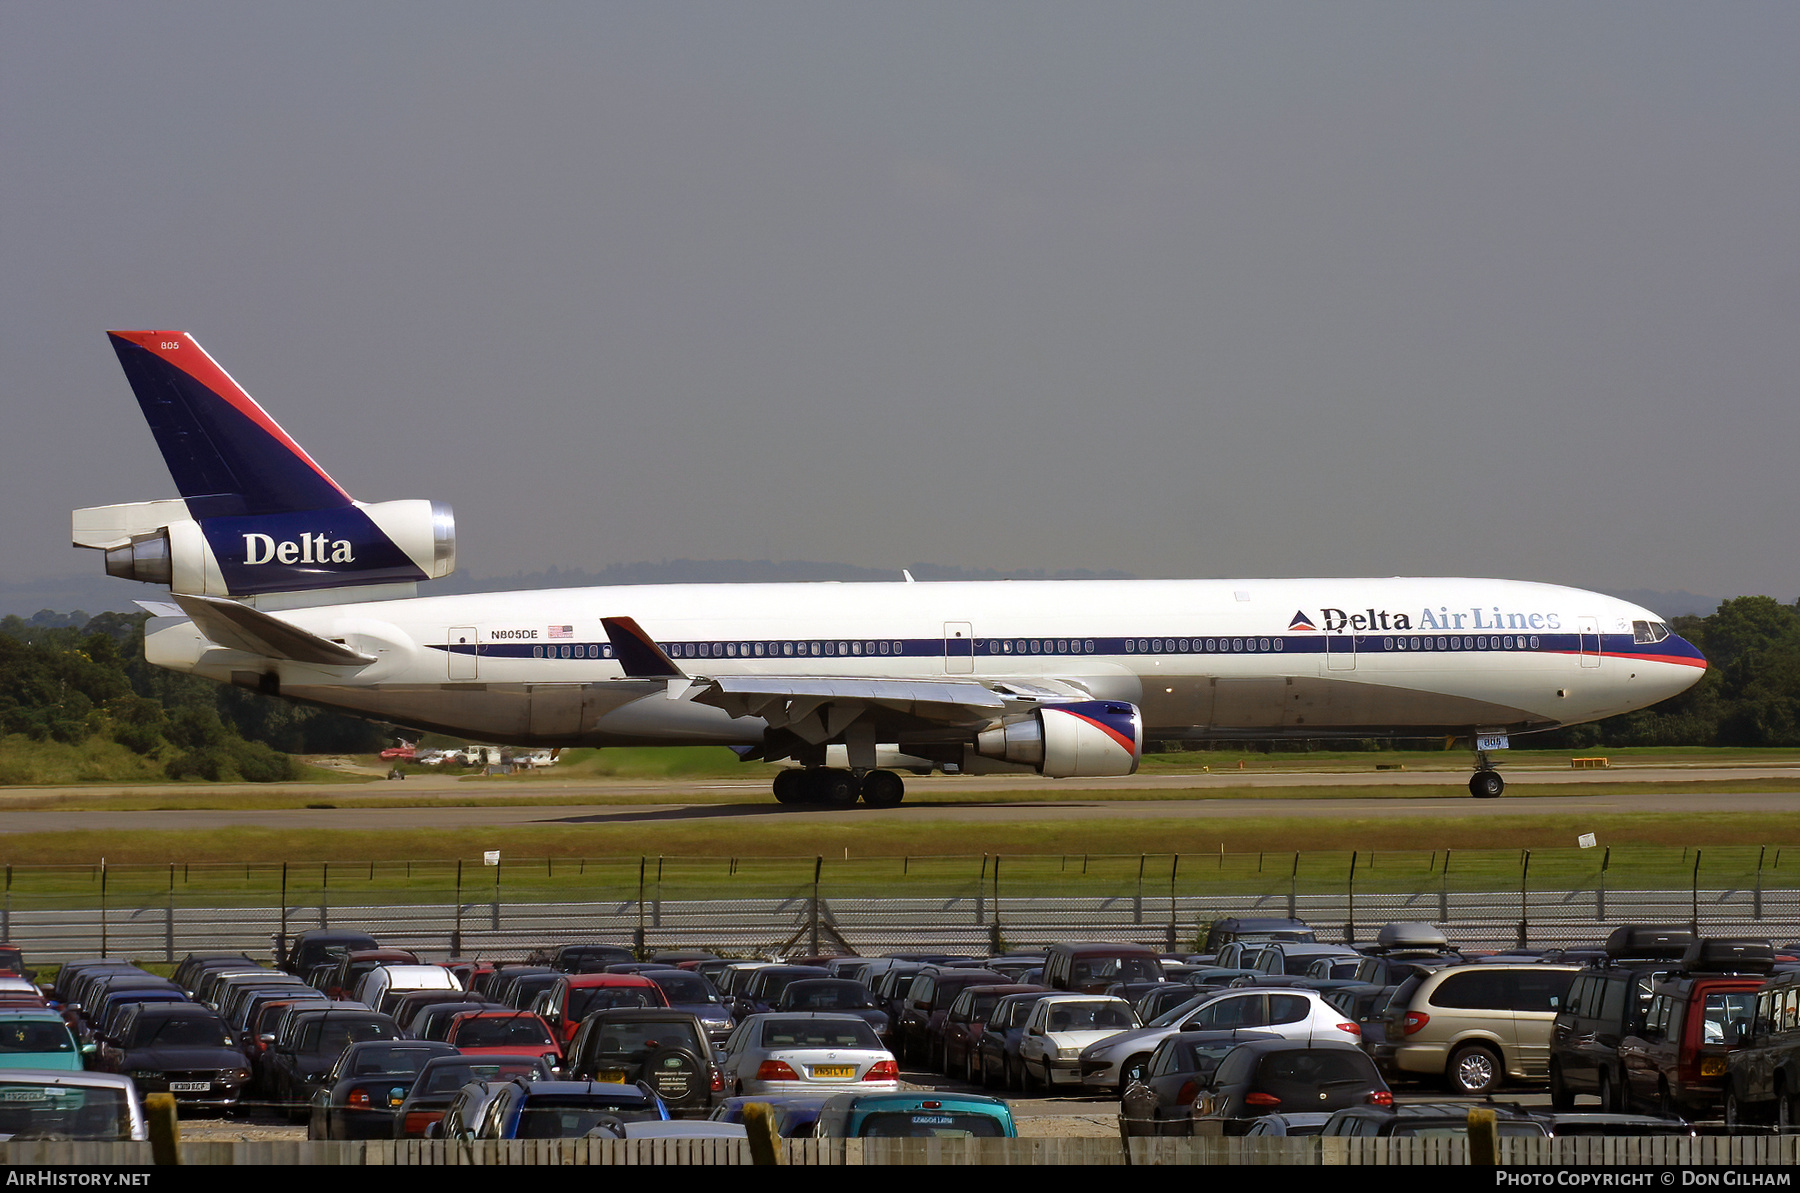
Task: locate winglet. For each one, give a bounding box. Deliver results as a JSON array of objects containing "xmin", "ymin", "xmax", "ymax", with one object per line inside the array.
[{"xmin": 601, "ymin": 617, "xmax": 688, "ymax": 679}]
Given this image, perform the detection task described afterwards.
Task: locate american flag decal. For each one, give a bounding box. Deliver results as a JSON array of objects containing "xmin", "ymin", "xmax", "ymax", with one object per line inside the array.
[{"xmin": 548, "ymin": 625, "xmax": 573, "ymax": 639}]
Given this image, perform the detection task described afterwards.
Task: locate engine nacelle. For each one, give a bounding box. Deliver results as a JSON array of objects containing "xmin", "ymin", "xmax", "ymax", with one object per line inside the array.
[
  {"xmin": 975, "ymin": 701, "xmax": 1143, "ymax": 778},
  {"xmin": 75, "ymin": 498, "xmax": 455, "ymax": 598}
]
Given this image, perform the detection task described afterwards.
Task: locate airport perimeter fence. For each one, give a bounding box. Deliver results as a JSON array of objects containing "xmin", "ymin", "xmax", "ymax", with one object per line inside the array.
[{"xmin": 3, "ymin": 845, "xmax": 1800, "ymax": 961}]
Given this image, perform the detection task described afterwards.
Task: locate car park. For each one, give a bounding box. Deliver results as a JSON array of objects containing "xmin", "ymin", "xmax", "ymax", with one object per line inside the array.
[
  {"xmin": 466, "ymin": 1079, "xmax": 669, "ymax": 1139},
  {"xmin": 93, "ymin": 1004, "xmax": 249, "ymax": 1110},
  {"xmin": 1123, "ymin": 1030, "xmax": 1282, "ymax": 1135},
  {"xmin": 1191, "ymin": 1039, "xmax": 1391, "ymax": 1135},
  {"xmin": 563, "ymin": 1008, "xmax": 721, "ymax": 1115},
  {"xmin": 1318, "ymin": 1102, "xmax": 1547, "ymax": 1138},
  {"xmin": 1381, "ymin": 963, "xmax": 1578, "ymax": 1094},
  {"xmin": 1548, "ymin": 925, "xmax": 1697, "ymax": 1112},
  {"xmin": 392, "ymin": 1054, "xmax": 554, "ymax": 1138},
  {"xmin": 307, "ymin": 1039, "xmax": 460, "ymax": 1139},
  {"xmin": 1017, "ymin": 994, "xmax": 1136, "ymax": 1091},
  {"xmin": 0, "ymin": 1010, "xmax": 86, "ymax": 1072},
  {"xmin": 1610, "ymin": 940, "xmax": 1769, "ymax": 1121},
  {"xmin": 717, "ymin": 1013, "xmax": 899, "ymax": 1097},
  {"xmin": 895, "ymin": 968, "xmax": 1007, "ymax": 1068},
  {"xmin": 536, "ymin": 974, "xmax": 669, "ymax": 1047},
  {"xmin": 815, "ymin": 1091, "xmax": 1017, "ymax": 1138},
  {"xmin": 1081, "ymin": 986, "xmax": 1360, "ymax": 1094},
  {"xmin": 0, "ymin": 1071, "xmax": 147, "ymax": 1141},
  {"xmin": 1041, "ymin": 942, "xmax": 1163, "ymax": 995},
  {"xmin": 443, "ymin": 1010, "xmax": 563, "ymax": 1068}
]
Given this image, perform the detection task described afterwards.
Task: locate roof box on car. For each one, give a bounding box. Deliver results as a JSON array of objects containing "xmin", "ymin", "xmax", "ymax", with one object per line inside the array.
[
  {"xmin": 1679, "ymin": 938, "xmax": 1775, "ymax": 975},
  {"xmin": 1374, "ymin": 923, "xmax": 1449, "ymax": 953},
  {"xmin": 1603, "ymin": 925, "xmax": 1697, "ymax": 962}
]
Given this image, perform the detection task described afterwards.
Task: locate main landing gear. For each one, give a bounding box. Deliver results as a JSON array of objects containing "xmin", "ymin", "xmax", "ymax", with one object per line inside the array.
[{"xmin": 772, "ymin": 767, "xmax": 906, "ymax": 808}]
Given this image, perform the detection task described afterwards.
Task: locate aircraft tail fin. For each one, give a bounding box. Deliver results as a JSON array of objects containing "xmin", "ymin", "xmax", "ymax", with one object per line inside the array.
[
  {"xmin": 105, "ymin": 331, "xmax": 353, "ymax": 519},
  {"xmin": 77, "ymin": 332, "xmax": 455, "ymax": 600}
]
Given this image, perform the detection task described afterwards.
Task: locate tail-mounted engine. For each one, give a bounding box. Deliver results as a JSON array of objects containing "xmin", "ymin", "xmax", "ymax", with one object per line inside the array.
[
  {"xmin": 74, "ymin": 498, "xmax": 455, "ymax": 598},
  {"xmin": 975, "ymin": 700, "xmax": 1143, "ymax": 777}
]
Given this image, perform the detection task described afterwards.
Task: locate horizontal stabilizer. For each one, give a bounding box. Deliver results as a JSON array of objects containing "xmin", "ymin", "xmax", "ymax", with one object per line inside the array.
[
  {"xmin": 601, "ymin": 617, "xmax": 688, "ymax": 679},
  {"xmin": 173, "ymin": 593, "xmax": 374, "ymax": 666}
]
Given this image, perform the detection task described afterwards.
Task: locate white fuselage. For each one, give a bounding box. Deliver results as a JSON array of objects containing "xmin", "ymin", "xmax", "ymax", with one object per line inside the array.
[{"xmin": 144, "ymin": 575, "xmax": 1705, "ymax": 751}]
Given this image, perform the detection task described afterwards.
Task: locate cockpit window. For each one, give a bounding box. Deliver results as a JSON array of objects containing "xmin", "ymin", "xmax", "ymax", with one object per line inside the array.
[{"xmin": 1633, "ymin": 621, "xmax": 1672, "ymax": 645}]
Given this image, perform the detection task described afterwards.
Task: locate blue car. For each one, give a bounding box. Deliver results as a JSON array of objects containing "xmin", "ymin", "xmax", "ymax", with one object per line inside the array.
[{"xmin": 478, "ymin": 1079, "xmax": 669, "ymax": 1139}]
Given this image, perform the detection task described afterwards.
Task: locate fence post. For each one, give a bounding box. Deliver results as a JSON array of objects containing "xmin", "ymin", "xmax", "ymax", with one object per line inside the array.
[
  {"xmin": 278, "ymin": 862, "xmax": 288, "ymax": 965},
  {"xmin": 1289, "ymin": 852, "xmax": 1299, "ymax": 920},
  {"xmin": 811, "ymin": 856, "xmax": 823, "ymax": 956},
  {"xmin": 1167, "ymin": 855, "xmax": 1180, "ymax": 952},
  {"xmin": 1344, "ymin": 853, "xmax": 1357, "ymax": 945},
  {"xmin": 1134, "ymin": 855, "xmax": 1145, "ymax": 926},
  {"xmin": 976, "ymin": 855, "xmax": 986, "ymax": 927},
  {"xmin": 635, "ymin": 857, "xmax": 647, "ymax": 958},
  {"xmin": 1440, "ymin": 850, "xmax": 1450, "ymax": 924},
  {"xmin": 1756, "ymin": 846, "xmax": 1766, "ymax": 922},
  {"xmin": 2, "ymin": 865, "xmax": 9, "ymax": 945},
  {"xmin": 1516, "ymin": 850, "xmax": 1531, "ymax": 949},
  {"xmin": 490, "ymin": 855, "xmax": 500, "ymax": 931},
  {"xmin": 989, "ymin": 855, "xmax": 1003, "ymax": 954},
  {"xmin": 165, "ymin": 863, "xmax": 174, "ymax": 963},
  {"xmin": 1598, "ymin": 847, "xmax": 1609, "ymax": 922},
  {"xmin": 1684, "ymin": 845, "xmax": 1699, "ymax": 935},
  {"xmin": 320, "ymin": 862, "xmax": 328, "ymax": 929},
  {"xmin": 100, "ymin": 859, "xmax": 108, "ymax": 957},
  {"xmin": 452, "ymin": 860, "xmax": 463, "ymax": 956}
]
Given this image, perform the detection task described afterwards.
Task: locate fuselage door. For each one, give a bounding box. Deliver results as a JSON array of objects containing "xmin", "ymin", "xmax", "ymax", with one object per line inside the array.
[
  {"xmin": 1325, "ymin": 631, "xmax": 1357, "ymax": 672},
  {"xmin": 1578, "ymin": 616, "xmax": 1601, "ymax": 668},
  {"xmin": 449, "ymin": 626, "xmax": 478, "ymax": 680},
  {"xmin": 944, "ymin": 622, "xmax": 974, "ymax": 674}
]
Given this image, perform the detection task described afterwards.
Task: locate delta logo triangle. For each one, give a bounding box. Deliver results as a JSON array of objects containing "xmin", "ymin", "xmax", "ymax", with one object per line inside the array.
[{"xmin": 1288, "ymin": 610, "xmax": 1317, "ymax": 631}]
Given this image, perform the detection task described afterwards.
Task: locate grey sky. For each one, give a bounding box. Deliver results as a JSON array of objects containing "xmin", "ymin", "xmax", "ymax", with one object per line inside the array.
[{"xmin": 6, "ymin": 3, "xmax": 1798, "ymax": 609}]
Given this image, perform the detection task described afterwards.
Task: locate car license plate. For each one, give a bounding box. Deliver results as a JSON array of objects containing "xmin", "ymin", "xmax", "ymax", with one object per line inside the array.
[
  {"xmin": 598, "ymin": 1069, "xmax": 628, "ymax": 1084},
  {"xmin": 168, "ymin": 1082, "xmax": 211, "ymax": 1093},
  {"xmin": 809, "ymin": 1066, "xmax": 855, "ymax": 1080}
]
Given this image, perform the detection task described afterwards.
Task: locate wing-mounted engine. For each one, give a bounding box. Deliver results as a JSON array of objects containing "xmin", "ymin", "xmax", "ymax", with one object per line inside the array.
[{"xmin": 974, "ymin": 700, "xmax": 1143, "ymax": 777}]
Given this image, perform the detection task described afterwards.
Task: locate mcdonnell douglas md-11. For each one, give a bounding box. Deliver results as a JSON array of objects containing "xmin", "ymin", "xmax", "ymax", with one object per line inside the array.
[{"xmin": 74, "ymin": 332, "xmax": 1707, "ymax": 806}]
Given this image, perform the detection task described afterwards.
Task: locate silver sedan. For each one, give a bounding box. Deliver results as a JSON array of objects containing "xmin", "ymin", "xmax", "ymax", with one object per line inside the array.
[{"xmin": 717, "ymin": 1013, "xmax": 899, "ymax": 1097}]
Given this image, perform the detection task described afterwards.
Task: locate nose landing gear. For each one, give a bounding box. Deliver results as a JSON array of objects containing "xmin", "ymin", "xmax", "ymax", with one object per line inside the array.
[{"xmin": 1468, "ymin": 735, "xmax": 1507, "ymax": 798}]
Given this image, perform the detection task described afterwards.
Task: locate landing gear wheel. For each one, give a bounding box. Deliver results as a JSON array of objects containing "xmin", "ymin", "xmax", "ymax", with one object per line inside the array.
[
  {"xmin": 860, "ymin": 769, "xmax": 905, "ymax": 807},
  {"xmin": 812, "ymin": 769, "xmax": 858, "ymax": 805},
  {"xmin": 772, "ymin": 769, "xmax": 806, "ymax": 804},
  {"xmin": 1469, "ymin": 771, "xmax": 1505, "ymax": 799}
]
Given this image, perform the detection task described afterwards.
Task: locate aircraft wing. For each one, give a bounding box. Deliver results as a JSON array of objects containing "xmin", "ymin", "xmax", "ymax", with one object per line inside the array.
[{"xmin": 600, "ymin": 616, "xmax": 1093, "ymax": 744}]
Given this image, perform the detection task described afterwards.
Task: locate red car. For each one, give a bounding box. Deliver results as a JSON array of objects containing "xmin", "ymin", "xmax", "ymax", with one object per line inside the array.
[
  {"xmin": 444, "ymin": 1011, "xmax": 564, "ymax": 1068},
  {"xmin": 538, "ymin": 974, "xmax": 669, "ymax": 1047}
]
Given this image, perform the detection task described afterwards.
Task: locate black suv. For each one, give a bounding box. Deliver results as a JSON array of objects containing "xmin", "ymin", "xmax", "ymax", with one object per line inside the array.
[
  {"xmin": 563, "ymin": 1008, "xmax": 719, "ymax": 1116},
  {"xmin": 1548, "ymin": 925, "xmax": 1695, "ymax": 1112}
]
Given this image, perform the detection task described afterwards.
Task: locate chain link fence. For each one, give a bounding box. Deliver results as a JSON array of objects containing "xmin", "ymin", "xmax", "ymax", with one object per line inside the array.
[{"xmin": 1, "ymin": 846, "xmax": 1795, "ymax": 962}]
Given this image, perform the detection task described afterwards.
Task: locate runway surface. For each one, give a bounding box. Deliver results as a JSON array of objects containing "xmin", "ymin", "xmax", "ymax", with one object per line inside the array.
[{"xmin": 2, "ymin": 764, "xmax": 1797, "ymax": 833}]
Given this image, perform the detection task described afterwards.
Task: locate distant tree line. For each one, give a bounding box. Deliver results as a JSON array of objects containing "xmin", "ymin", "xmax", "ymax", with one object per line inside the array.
[
  {"xmin": 1535, "ymin": 595, "xmax": 1800, "ymax": 749},
  {"xmin": 2, "ymin": 597, "xmax": 1794, "ymax": 778},
  {"xmin": 0, "ymin": 609, "xmax": 387, "ymax": 781}
]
